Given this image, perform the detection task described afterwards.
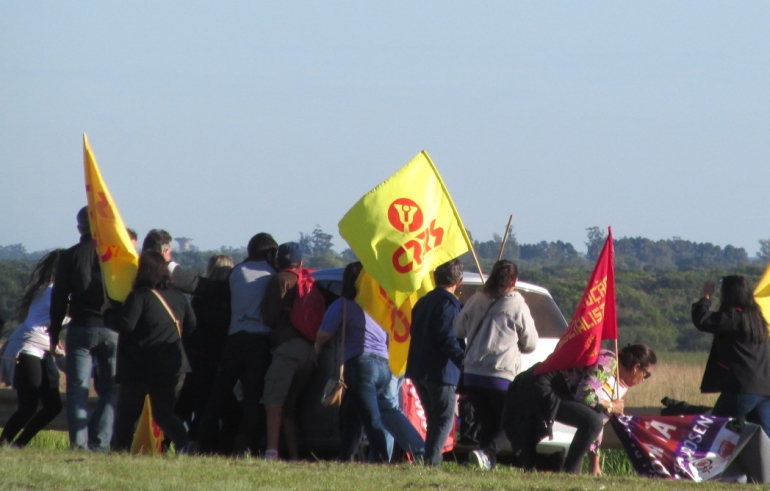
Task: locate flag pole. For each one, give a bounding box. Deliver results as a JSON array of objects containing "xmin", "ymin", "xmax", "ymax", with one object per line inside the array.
[{"xmin": 496, "ymin": 214, "xmax": 514, "ymax": 261}]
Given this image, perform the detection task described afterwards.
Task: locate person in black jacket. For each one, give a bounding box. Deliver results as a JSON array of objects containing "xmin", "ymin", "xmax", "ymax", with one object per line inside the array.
[
  {"xmin": 405, "ymin": 258, "xmax": 464, "ymax": 466},
  {"xmin": 49, "ymin": 206, "xmax": 119, "ymax": 452},
  {"xmin": 692, "ymin": 275, "xmax": 770, "ymax": 438},
  {"xmin": 105, "ymin": 250, "xmax": 196, "ymax": 452}
]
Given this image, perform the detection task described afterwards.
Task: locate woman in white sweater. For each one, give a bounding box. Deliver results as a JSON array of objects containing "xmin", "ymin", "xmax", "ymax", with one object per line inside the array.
[{"xmin": 454, "ymin": 260, "xmax": 538, "ymax": 469}]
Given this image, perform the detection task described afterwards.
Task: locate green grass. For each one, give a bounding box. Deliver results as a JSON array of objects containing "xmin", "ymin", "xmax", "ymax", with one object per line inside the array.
[{"xmin": 0, "ymin": 445, "xmax": 755, "ymax": 491}]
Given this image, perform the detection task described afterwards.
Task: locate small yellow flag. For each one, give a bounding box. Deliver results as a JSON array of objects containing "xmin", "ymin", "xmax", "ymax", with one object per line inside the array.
[
  {"xmin": 83, "ymin": 134, "xmax": 138, "ymax": 302},
  {"xmin": 755, "ymin": 264, "xmax": 770, "ymax": 331},
  {"xmin": 355, "ymin": 269, "xmax": 434, "ymax": 376},
  {"xmin": 130, "ymin": 395, "xmax": 165, "ymax": 455},
  {"xmin": 338, "ymin": 151, "xmax": 471, "ymax": 302}
]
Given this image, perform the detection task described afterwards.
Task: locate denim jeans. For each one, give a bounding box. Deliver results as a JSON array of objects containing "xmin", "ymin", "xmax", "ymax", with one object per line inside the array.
[
  {"xmin": 65, "ymin": 326, "xmax": 118, "ymax": 451},
  {"xmin": 413, "ymin": 378, "xmax": 456, "ymax": 465},
  {"xmin": 713, "ymin": 392, "xmax": 770, "ymax": 438},
  {"xmin": 374, "ymin": 375, "xmax": 425, "ymax": 461},
  {"xmin": 340, "ymin": 353, "xmax": 424, "ymax": 462}
]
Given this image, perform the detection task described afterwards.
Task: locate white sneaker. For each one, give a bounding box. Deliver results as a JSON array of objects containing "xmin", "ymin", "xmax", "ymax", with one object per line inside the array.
[{"xmin": 469, "ymin": 449, "xmax": 491, "ymax": 470}]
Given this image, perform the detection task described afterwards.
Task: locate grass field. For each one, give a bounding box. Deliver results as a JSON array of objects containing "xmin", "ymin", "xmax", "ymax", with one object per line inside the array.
[
  {"xmin": 0, "ymin": 445, "xmax": 755, "ymax": 491},
  {"xmin": 0, "ymin": 352, "xmax": 743, "ymax": 490},
  {"xmin": 624, "ymin": 351, "xmax": 717, "ymax": 408}
]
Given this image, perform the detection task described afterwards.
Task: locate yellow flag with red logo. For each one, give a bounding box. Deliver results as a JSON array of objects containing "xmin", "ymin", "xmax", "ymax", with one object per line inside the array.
[
  {"xmin": 339, "ymin": 151, "xmax": 472, "ymax": 302},
  {"xmin": 355, "ymin": 269, "xmax": 434, "ymax": 376},
  {"xmin": 340, "ymin": 151, "xmax": 471, "ymax": 375},
  {"xmin": 83, "ymin": 134, "xmax": 138, "ymax": 302},
  {"xmin": 755, "ymin": 264, "xmax": 770, "ymax": 331},
  {"xmin": 130, "ymin": 395, "xmax": 165, "ymax": 455}
]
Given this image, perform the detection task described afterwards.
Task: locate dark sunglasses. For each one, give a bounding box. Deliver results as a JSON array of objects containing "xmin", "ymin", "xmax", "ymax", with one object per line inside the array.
[{"xmin": 640, "ymin": 366, "xmax": 652, "ymax": 380}]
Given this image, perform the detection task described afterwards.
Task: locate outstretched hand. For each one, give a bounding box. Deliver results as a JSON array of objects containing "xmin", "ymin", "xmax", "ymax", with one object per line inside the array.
[{"xmin": 702, "ymin": 281, "xmax": 716, "ymax": 299}]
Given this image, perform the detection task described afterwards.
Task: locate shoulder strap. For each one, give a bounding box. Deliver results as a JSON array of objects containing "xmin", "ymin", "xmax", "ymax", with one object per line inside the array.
[
  {"xmin": 336, "ymin": 299, "xmax": 348, "ymax": 383},
  {"xmin": 150, "ymin": 289, "xmax": 182, "ymax": 338},
  {"xmin": 464, "ymin": 297, "xmax": 499, "ymax": 355}
]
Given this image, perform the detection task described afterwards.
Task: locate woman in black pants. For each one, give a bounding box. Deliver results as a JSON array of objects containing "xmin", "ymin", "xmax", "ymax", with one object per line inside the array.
[
  {"xmin": 104, "ymin": 250, "xmax": 196, "ymax": 452},
  {"xmin": 0, "ymin": 250, "xmax": 64, "ymax": 446},
  {"xmin": 557, "ymin": 344, "xmax": 657, "ymax": 474}
]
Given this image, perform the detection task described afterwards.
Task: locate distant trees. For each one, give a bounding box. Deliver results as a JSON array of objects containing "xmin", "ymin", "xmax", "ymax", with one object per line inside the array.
[{"xmin": 758, "ymin": 239, "xmax": 770, "ymax": 264}]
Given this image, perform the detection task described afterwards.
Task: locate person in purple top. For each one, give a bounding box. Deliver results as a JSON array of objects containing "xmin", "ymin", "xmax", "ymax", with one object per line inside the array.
[{"xmin": 314, "ymin": 261, "xmax": 423, "ymax": 463}]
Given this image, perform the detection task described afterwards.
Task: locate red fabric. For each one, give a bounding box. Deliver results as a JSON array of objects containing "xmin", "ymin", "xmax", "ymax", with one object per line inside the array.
[{"xmin": 534, "ymin": 228, "xmax": 617, "ymax": 375}]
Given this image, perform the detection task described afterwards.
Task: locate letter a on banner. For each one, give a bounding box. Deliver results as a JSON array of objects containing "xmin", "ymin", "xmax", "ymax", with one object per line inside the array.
[
  {"xmin": 535, "ymin": 227, "xmax": 617, "ymax": 375},
  {"xmin": 83, "ymin": 134, "xmax": 138, "ymax": 302}
]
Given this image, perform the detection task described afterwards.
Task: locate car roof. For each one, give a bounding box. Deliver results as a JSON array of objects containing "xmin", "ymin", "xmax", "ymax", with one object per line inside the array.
[{"xmin": 310, "ymin": 268, "xmax": 554, "ymax": 298}]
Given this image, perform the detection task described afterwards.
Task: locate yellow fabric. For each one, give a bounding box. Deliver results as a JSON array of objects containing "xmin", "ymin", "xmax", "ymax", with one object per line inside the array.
[
  {"xmin": 130, "ymin": 395, "xmax": 164, "ymax": 455},
  {"xmin": 83, "ymin": 134, "xmax": 138, "ymax": 302},
  {"xmin": 354, "ymin": 270, "xmax": 434, "ymax": 376},
  {"xmin": 755, "ymin": 264, "xmax": 770, "ymax": 330},
  {"xmin": 338, "ymin": 151, "xmax": 472, "ymax": 303}
]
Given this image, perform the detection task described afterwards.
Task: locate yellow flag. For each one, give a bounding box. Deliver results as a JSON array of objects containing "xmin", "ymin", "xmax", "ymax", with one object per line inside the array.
[
  {"xmin": 339, "ymin": 151, "xmax": 472, "ymax": 302},
  {"xmin": 130, "ymin": 395, "xmax": 165, "ymax": 455},
  {"xmin": 755, "ymin": 264, "xmax": 770, "ymax": 329},
  {"xmin": 354, "ymin": 270, "xmax": 434, "ymax": 376},
  {"xmin": 83, "ymin": 134, "xmax": 138, "ymax": 302}
]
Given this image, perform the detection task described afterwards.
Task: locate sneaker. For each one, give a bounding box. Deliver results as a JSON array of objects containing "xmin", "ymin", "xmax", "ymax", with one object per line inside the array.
[
  {"xmin": 264, "ymin": 449, "xmax": 279, "ymax": 461},
  {"xmin": 469, "ymin": 449, "xmax": 492, "ymax": 470}
]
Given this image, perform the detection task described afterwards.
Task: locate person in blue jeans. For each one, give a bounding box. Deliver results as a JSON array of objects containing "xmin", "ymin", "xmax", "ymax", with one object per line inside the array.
[
  {"xmin": 406, "ymin": 258, "xmax": 465, "ymax": 466},
  {"xmin": 314, "ymin": 262, "xmax": 424, "ymax": 463},
  {"xmin": 49, "ymin": 207, "xmax": 119, "ymax": 452},
  {"xmin": 692, "ymin": 275, "xmax": 770, "ymax": 438}
]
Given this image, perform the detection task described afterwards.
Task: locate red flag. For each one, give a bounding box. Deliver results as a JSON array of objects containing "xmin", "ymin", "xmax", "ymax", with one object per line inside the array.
[{"xmin": 534, "ymin": 227, "xmax": 616, "ymax": 375}]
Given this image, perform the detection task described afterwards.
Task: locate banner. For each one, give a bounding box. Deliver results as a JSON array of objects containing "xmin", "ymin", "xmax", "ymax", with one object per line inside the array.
[
  {"xmin": 130, "ymin": 395, "xmax": 164, "ymax": 455},
  {"xmin": 83, "ymin": 134, "xmax": 138, "ymax": 302},
  {"xmin": 610, "ymin": 414, "xmax": 767, "ymax": 482},
  {"xmin": 355, "ymin": 269, "xmax": 433, "ymax": 376},
  {"xmin": 338, "ymin": 151, "xmax": 472, "ymax": 303},
  {"xmin": 534, "ymin": 227, "xmax": 616, "ymax": 375},
  {"xmin": 754, "ymin": 264, "xmax": 770, "ymax": 330}
]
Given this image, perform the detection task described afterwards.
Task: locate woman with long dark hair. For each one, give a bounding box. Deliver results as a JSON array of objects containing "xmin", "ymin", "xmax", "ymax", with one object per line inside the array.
[
  {"xmin": 453, "ymin": 260, "xmax": 538, "ymax": 469},
  {"xmin": 105, "ymin": 250, "xmax": 196, "ymax": 452},
  {"xmin": 692, "ymin": 275, "xmax": 770, "ymax": 437},
  {"xmin": 0, "ymin": 249, "xmax": 64, "ymax": 446}
]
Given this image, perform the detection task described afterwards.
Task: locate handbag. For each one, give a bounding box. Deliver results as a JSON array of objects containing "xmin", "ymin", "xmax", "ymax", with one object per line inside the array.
[{"xmin": 321, "ymin": 299, "xmax": 347, "ymax": 408}]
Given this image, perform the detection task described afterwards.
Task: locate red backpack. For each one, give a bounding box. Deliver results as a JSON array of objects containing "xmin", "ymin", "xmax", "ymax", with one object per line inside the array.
[{"xmin": 287, "ymin": 268, "xmax": 326, "ymax": 341}]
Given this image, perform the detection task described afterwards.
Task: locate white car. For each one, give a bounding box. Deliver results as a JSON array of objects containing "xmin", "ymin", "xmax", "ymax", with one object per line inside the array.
[{"xmin": 297, "ymin": 268, "xmax": 575, "ymax": 459}]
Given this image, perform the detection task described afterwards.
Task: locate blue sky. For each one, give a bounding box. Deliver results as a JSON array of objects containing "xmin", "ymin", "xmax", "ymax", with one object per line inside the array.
[{"xmin": 2, "ymin": 2, "xmax": 769, "ymax": 256}]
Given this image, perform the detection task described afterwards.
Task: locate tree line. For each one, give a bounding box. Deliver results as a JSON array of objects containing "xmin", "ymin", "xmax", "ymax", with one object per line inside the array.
[{"xmin": 2, "ymin": 228, "xmax": 769, "ymax": 352}]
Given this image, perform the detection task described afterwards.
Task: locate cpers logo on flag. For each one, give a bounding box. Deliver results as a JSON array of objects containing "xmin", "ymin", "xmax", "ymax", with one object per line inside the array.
[
  {"xmin": 388, "ymin": 199, "xmax": 445, "ymax": 275},
  {"xmin": 339, "ymin": 151, "xmax": 471, "ymax": 302}
]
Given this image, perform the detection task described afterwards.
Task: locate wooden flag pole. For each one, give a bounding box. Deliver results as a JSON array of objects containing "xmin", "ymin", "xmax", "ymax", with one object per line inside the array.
[
  {"xmin": 469, "ymin": 244, "xmax": 485, "ymax": 285},
  {"xmin": 496, "ymin": 214, "xmax": 514, "ymax": 261}
]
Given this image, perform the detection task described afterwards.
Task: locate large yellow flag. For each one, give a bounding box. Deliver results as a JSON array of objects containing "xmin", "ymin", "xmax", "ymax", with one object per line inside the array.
[
  {"xmin": 355, "ymin": 269, "xmax": 434, "ymax": 376},
  {"xmin": 83, "ymin": 134, "xmax": 138, "ymax": 302},
  {"xmin": 338, "ymin": 151, "xmax": 472, "ymax": 302},
  {"xmin": 755, "ymin": 265, "xmax": 770, "ymax": 328}
]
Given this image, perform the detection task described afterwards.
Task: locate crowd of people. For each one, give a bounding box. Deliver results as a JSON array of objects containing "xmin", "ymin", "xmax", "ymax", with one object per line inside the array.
[{"xmin": 2, "ymin": 204, "xmax": 770, "ymax": 476}]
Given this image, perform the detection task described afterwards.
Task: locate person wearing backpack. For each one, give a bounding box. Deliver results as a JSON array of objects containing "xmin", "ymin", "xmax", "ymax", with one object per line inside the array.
[{"xmin": 260, "ymin": 242, "xmax": 326, "ymax": 461}]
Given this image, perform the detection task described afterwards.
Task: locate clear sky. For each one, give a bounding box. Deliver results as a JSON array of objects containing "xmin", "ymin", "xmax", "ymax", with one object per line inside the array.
[{"xmin": 2, "ymin": 2, "xmax": 769, "ymax": 256}]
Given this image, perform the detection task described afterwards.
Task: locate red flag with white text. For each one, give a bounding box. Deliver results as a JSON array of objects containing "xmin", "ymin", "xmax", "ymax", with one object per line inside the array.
[{"xmin": 534, "ymin": 227, "xmax": 616, "ymax": 375}]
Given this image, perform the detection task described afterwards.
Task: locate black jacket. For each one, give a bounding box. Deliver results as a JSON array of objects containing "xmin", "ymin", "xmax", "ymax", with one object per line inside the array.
[
  {"xmin": 49, "ymin": 234, "xmax": 105, "ymax": 345},
  {"xmin": 106, "ymin": 287, "xmax": 196, "ymax": 383},
  {"xmin": 692, "ymin": 298, "xmax": 770, "ymax": 395},
  {"xmin": 502, "ymin": 363, "xmax": 564, "ymax": 469}
]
